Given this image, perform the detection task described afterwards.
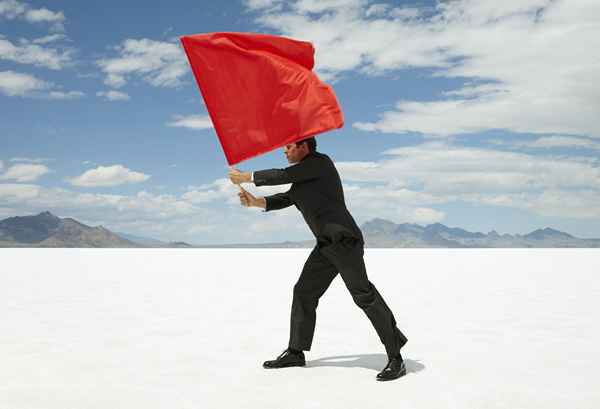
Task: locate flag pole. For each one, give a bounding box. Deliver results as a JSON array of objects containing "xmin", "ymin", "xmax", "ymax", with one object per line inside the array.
[{"xmin": 228, "ymin": 166, "xmax": 244, "ymax": 193}]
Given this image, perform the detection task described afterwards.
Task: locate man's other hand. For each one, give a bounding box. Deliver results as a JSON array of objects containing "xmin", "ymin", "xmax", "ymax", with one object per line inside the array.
[
  {"xmin": 238, "ymin": 186, "xmax": 258, "ymax": 207},
  {"xmin": 229, "ymin": 167, "xmax": 251, "ymax": 184}
]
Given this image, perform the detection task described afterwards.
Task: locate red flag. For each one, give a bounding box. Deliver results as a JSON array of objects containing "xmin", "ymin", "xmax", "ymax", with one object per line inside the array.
[{"xmin": 180, "ymin": 32, "xmax": 344, "ymax": 165}]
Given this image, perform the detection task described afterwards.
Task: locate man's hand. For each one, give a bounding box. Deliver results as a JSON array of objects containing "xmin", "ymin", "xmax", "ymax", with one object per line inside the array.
[
  {"xmin": 238, "ymin": 186, "xmax": 259, "ymax": 207},
  {"xmin": 229, "ymin": 167, "xmax": 251, "ymax": 184}
]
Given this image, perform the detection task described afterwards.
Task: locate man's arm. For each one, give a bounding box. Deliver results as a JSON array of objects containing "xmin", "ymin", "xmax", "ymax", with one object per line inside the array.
[
  {"xmin": 253, "ymin": 156, "xmax": 320, "ymax": 186},
  {"xmin": 262, "ymin": 190, "xmax": 293, "ymax": 212},
  {"xmin": 240, "ymin": 186, "xmax": 292, "ymax": 212}
]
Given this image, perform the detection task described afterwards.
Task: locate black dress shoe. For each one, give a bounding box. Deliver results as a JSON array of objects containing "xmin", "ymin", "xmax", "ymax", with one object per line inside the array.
[
  {"xmin": 263, "ymin": 348, "xmax": 306, "ymax": 369},
  {"xmin": 376, "ymin": 354, "xmax": 406, "ymax": 381}
]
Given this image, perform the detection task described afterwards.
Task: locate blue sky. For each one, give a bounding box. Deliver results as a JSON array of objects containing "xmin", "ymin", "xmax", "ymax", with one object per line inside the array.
[{"xmin": 1, "ymin": 0, "xmax": 599, "ymax": 244}]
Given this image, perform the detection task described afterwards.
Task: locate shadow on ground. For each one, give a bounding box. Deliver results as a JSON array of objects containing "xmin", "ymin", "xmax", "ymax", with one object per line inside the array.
[{"xmin": 306, "ymin": 353, "xmax": 425, "ymax": 374}]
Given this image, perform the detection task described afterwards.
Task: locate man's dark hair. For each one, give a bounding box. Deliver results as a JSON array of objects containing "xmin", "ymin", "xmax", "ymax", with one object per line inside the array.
[{"xmin": 295, "ymin": 137, "xmax": 317, "ymax": 153}]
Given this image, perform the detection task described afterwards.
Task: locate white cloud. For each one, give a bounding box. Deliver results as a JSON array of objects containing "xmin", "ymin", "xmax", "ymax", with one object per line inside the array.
[
  {"xmin": 104, "ymin": 73, "xmax": 125, "ymax": 88},
  {"xmin": 0, "ymin": 1, "xmax": 65, "ymax": 30},
  {"xmin": 403, "ymin": 207, "xmax": 446, "ymax": 224},
  {"xmin": 389, "ymin": 7, "xmax": 422, "ymax": 19},
  {"xmin": 249, "ymin": 0, "xmax": 600, "ymax": 139},
  {"xmin": 10, "ymin": 157, "xmax": 53, "ymax": 163},
  {"xmin": 48, "ymin": 90, "xmax": 84, "ymax": 100},
  {"xmin": 0, "ymin": 0, "xmax": 26, "ymax": 19},
  {"xmin": 32, "ymin": 34, "xmax": 67, "ymax": 44},
  {"xmin": 67, "ymin": 165, "xmax": 151, "ymax": 187},
  {"xmin": 0, "ymin": 183, "xmax": 40, "ymax": 201},
  {"xmin": 244, "ymin": 0, "xmax": 284, "ymax": 11},
  {"xmin": 293, "ymin": 0, "xmax": 367, "ymax": 14},
  {"xmin": 0, "ymin": 36, "xmax": 72, "ymax": 69},
  {"xmin": 0, "ymin": 70, "xmax": 48, "ymax": 96},
  {"xmin": 97, "ymin": 90, "xmax": 130, "ymax": 101},
  {"xmin": 492, "ymin": 135, "xmax": 600, "ymax": 150},
  {"xmin": 167, "ymin": 114, "xmax": 213, "ymax": 130},
  {"xmin": 332, "ymin": 141, "xmax": 600, "ymax": 220},
  {"xmin": 182, "ymin": 178, "xmax": 238, "ymax": 204},
  {"xmin": 0, "ymin": 163, "xmax": 49, "ymax": 182},
  {"xmin": 97, "ymin": 38, "xmax": 187, "ymax": 89},
  {"xmin": 333, "ymin": 181, "xmax": 447, "ymax": 225},
  {"xmin": 23, "ymin": 7, "xmax": 64, "ymax": 23},
  {"xmin": 365, "ymin": 3, "xmax": 390, "ymax": 18},
  {"xmin": 0, "ymin": 70, "xmax": 82, "ymax": 99},
  {"xmin": 0, "ymin": 160, "xmax": 3, "ymax": 172},
  {"xmin": 247, "ymin": 208, "xmax": 308, "ymax": 235},
  {"xmin": 0, "ymin": 184, "xmax": 202, "ymax": 225},
  {"xmin": 182, "ymin": 188, "xmax": 225, "ymax": 204}
]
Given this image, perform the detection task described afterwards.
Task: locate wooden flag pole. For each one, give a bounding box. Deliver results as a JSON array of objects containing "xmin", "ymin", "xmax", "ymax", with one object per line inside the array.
[{"xmin": 229, "ymin": 165, "xmax": 245, "ymax": 193}]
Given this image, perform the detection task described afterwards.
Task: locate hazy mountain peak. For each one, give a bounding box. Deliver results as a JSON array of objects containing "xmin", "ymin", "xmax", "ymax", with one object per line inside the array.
[
  {"xmin": 0, "ymin": 211, "xmax": 62, "ymax": 243},
  {"xmin": 424, "ymin": 222, "xmax": 448, "ymax": 231},
  {"xmin": 0, "ymin": 211, "xmax": 139, "ymax": 247},
  {"xmin": 525, "ymin": 227, "xmax": 574, "ymax": 240},
  {"xmin": 362, "ymin": 218, "xmax": 399, "ymax": 235},
  {"xmin": 38, "ymin": 211, "xmax": 59, "ymax": 218}
]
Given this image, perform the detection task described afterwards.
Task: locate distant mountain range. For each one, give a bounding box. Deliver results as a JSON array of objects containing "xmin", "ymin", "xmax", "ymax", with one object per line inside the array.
[
  {"xmin": 1, "ymin": 212, "xmax": 599, "ymax": 248},
  {"xmin": 358, "ymin": 218, "xmax": 600, "ymax": 248},
  {"xmin": 0, "ymin": 212, "xmax": 191, "ymax": 248}
]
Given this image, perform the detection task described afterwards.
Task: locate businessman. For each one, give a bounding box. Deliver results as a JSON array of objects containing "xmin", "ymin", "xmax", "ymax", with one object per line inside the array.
[{"xmin": 228, "ymin": 137, "xmax": 408, "ymax": 381}]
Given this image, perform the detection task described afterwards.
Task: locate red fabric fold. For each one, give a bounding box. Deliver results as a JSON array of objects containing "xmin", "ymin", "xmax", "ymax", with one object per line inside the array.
[{"xmin": 180, "ymin": 32, "xmax": 344, "ymax": 165}]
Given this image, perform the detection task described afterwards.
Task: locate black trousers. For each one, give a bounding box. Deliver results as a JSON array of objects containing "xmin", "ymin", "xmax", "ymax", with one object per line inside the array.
[{"xmin": 288, "ymin": 236, "xmax": 408, "ymax": 358}]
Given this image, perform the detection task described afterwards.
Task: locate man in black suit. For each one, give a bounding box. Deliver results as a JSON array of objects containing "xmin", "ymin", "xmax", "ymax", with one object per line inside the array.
[{"xmin": 228, "ymin": 137, "xmax": 408, "ymax": 381}]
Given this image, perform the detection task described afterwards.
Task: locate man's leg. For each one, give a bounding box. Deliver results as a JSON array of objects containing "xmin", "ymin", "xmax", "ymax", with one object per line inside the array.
[
  {"xmin": 288, "ymin": 245, "xmax": 338, "ymax": 351},
  {"xmin": 319, "ymin": 236, "xmax": 408, "ymax": 358}
]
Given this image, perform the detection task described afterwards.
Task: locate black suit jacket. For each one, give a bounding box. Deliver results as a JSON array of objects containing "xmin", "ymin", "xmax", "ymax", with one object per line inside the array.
[{"xmin": 253, "ymin": 151, "xmax": 365, "ymax": 246}]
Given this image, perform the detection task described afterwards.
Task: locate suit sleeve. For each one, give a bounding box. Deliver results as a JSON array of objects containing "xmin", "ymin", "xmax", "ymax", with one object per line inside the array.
[
  {"xmin": 263, "ymin": 190, "xmax": 293, "ymax": 212},
  {"xmin": 253, "ymin": 156, "xmax": 320, "ymax": 186}
]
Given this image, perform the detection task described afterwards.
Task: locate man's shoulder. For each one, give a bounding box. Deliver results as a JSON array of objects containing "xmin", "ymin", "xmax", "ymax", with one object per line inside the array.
[
  {"xmin": 296, "ymin": 151, "xmax": 334, "ymax": 171},
  {"xmin": 310, "ymin": 151, "xmax": 332, "ymax": 161}
]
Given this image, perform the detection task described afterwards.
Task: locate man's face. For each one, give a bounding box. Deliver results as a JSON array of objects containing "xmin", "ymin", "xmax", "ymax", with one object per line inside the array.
[{"xmin": 283, "ymin": 142, "xmax": 308, "ymax": 164}]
